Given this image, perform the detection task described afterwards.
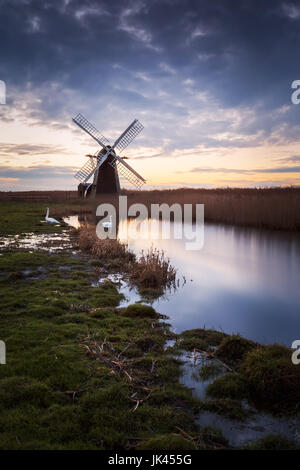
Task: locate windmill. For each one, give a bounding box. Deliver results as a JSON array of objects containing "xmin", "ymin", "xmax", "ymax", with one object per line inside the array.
[{"xmin": 73, "ymin": 114, "xmax": 146, "ymax": 198}]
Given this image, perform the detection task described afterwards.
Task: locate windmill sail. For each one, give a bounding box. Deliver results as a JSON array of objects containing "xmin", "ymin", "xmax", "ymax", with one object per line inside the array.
[
  {"xmin": 73, "ymin": 113, "xmax": 110, "ymax": 148},
  {"xmin": 112, "ymin": 119, "xmax": 144, "ymax": 152},
  {"xmin": 75, "ymin": 153, "xmax": 108, "ymax": 183},
  {"xmin": 108, "ymin": 155, "xmax": 146, "ymax": 188}
]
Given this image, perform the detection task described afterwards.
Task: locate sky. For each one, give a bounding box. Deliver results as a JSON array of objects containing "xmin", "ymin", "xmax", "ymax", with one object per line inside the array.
[{"xmin": 1, "ymin": 0, "xmax": 300, "ymax": 191}]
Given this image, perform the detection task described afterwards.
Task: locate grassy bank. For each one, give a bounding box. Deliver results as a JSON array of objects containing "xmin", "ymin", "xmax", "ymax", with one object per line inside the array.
[
  {"xmin": 0, "ymin": 201, "xmax": 299, "ymax": 450},
  {"xmin": 0, "ymin": 202, "xmax": 223, "ymax": 450}
]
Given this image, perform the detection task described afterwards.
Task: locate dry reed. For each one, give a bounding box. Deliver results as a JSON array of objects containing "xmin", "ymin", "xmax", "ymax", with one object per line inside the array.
[
  {"xmin": 129, "ymin": 247, "xmax": 177, "ymax": 291},
  {"xmin": 77, "ymin": 226, "xmax": 177, "ymax": 293}
]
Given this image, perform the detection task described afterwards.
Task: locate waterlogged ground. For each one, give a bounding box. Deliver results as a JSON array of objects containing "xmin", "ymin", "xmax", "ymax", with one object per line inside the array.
[{"xmin": 0, "ymin": 202, "xmax": 300, "ymax": 450}]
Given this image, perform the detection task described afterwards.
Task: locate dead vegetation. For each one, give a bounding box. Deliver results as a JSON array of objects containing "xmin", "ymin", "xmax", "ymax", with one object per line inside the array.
[
  {"xmin": 77, "ymin": 225, "xmax": 134, "ymax": 265},
  {"xmin": 81, "ymin": 334, "xmax": 154, "ymax": 413},
  {"xmin": 77, "ymin": 225, "xmax": 177, "ymax": 295},
  {"xmin": 129, "ymin": 247, "xmax": 177, "ymax": 294}
]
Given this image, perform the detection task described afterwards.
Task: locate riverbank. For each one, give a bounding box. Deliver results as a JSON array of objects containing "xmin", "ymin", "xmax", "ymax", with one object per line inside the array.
[{"xmin": 0, "ymin": 201, "xmax": 299, "ymax": 450}]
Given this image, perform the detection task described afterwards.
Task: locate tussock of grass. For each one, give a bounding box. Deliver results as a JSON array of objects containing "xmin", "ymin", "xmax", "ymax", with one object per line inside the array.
[
  {"xmin": 215, "ymin": 335, "xmax": 257, "ymax": 366},
  {"xmin": 206, "ymin": 373, "xmax": 248, "ymax": 400},
  {"xmin": 129, "ymin": 247, "xmax": 176, "ymax": 293},
  {"xmin": 241, "ymin": 344, "xmax": 300, "ymax": 413},
  {"xmin": 124, "ymin": 303, "xmax": 158, "ymax": 318},
  {"xmin": 176, "ymin": 328, "xmax": 227, "ymax": 352}
]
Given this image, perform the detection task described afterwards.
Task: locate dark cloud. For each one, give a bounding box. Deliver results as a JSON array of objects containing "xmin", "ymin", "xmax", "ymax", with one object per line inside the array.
[
  {"xmin": 1, "ymin": 0, "xmax": 300, "ymax": 190},
  {"xmin": 1, "ymin": 0, "xmax": 299, "ymax": 108}
]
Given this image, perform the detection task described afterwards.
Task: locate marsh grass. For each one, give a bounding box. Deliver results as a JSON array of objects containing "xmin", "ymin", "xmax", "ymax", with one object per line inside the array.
[
  {"xmin": 174, "ymin": 329, "xmax": 300, "ymax": 417},
  {"xmin": 129, "ymin": 247, "xmax": 177, "ymax": 294},
  {"xmin": 0, "ymin": 250, "xmax": 202, "ymax": 450},
  {"xmin": 77, "ymin": 226, "xmax": 177, "ymax": 295}
]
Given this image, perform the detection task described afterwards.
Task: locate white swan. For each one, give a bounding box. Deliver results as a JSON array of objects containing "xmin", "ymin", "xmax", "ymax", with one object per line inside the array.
[
  {"xmin": 102, "ymin": 215, "xmax": 112, "ymax": 228},
  {"xmin": 45, "ymin": 208, "xmax": 60, "ymax": 225}
]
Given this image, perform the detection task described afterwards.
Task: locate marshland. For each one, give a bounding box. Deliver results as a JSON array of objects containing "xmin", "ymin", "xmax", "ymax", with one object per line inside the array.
[{"xmin": 0, "ymin": 192, "xmax": 300, "ymax": 450}]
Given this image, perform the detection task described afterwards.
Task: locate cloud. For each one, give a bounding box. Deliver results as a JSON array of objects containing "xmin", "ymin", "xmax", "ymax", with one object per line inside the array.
[
  {"xmin": 0, "ymin": 177, "xmax": 19, "ymax": 182},
  {"xmin": 1, "ymin": 0, "xmax": 300, "ymax": 190},
  {"xmin": 281, "ymin": 3, "xmax": 300, "ymax": 19},
  {"xmin": 276, "ymin": 155, "xmax": 300, "ymax": 163},
  {"xmin": 189, "ymin": 166, "xmax": 300, "ymax": 174},
  {"xmin": 0, "ymin": 143, "xmax": 72, "ymax": 156},
  {"xmin": 0, "ymin": 165, "xmax": 75, "ymax": 178}
]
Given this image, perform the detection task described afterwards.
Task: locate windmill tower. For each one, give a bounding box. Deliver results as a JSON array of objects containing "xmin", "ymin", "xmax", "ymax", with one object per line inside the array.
[{"xmin": 73, "ymin": 114, "xmax": 146, "ymax": 197}]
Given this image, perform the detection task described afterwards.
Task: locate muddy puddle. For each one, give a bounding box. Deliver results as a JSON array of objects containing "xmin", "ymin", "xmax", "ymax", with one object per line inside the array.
[{"xmin": 0, "ymin": 230, "xmax": 75, "ymax": 254}]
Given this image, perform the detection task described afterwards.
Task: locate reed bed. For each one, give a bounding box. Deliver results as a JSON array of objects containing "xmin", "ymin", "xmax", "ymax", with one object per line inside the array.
[
  {"xmin": 2, "ymin": 187, "xmax": 299, "ymax": 230},
  {"xmin": 98, "ymin": 187, "xmax": 300, "ymax": 231}
]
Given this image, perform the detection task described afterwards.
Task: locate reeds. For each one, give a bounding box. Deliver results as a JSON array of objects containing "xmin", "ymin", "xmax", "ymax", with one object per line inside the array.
[
  {"xmin": 129, "ymin": 247, "xmax": 177, "ymax": 292},
  {"xmin": 2, "ymin": 186, "xmax": 299, "ymax": 230},
  {"xmin": 77, "ymin": 225, "xmax": 134, "ymax": 264},
  {"xmin": 77, "ymin": 226, "xmax": 177, "ymax": 294}
]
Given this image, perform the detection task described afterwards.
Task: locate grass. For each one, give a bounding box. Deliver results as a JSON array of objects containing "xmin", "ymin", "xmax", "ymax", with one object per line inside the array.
[
  {"xmin": 0, "ymin": 250, "xmax": 203, "ymax": 450},
  {"xmin": 243, "ymin": 435, "xmax": 299, "ymax": 450},
  {"xmin": 175, "ymin": 328, "xmax": 227, "ymax": 352},
  {"xmin": 0, "ymin": 202, "xmax": 204, "ymax": 450},
  {"xmin": 1, "ymin": 201, "xmax": 299, "ymax": 450},
  {"xmin": 215, "ymin": 334, "xmax": 257, "ymax": 367},
  {"xmin": 241, "ymin": 344, "xmax": 300, "ymax": 413},
  {"xmin": 173, "ymin": 329, "xmax": 300, "ymax": 418}
]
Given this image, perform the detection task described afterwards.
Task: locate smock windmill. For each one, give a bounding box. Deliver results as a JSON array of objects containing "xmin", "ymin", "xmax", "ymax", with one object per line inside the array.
[{"xmin": 73, "ymin": 114, "xmax": 146, "ymax": 198}]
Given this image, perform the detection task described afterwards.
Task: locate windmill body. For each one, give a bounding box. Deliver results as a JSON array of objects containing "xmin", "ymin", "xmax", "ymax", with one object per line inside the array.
[{"xmin": 73, "ymin": 114, "xmax": 146, "ymax": 197}]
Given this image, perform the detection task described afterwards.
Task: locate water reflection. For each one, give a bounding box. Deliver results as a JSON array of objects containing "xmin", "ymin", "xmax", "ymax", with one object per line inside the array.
[{"xmin": 65, "ymin": 215, "xmax": 300, "ymax": 346}]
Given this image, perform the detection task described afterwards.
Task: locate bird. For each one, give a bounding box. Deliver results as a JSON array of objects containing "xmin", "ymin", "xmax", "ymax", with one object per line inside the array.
[
  {"xmin": 102, "ymin": 215, "xmax": 112, "ymax": 228},
  {"xmin": 45, "ymin": 208, "xmax": 60, "ymax": 225}
]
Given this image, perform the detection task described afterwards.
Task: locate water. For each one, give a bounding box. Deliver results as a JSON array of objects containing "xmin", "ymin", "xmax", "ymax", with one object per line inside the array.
[
  {"xmin": 66, "ymin": 216, "xmax": 300, "ymax": 346},
  {"xmin": 0, "ymin": 230, "xmax": 74, "ymax": 253},
  {"xmin": 119, "ymin": 219, "xmax": 300, "ymax": 347}
]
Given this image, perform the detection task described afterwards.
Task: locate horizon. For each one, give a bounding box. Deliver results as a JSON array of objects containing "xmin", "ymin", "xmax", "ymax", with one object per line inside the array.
[{"xmin": 1, "ymin": 0, "xmax": 300, "ymax": 191}]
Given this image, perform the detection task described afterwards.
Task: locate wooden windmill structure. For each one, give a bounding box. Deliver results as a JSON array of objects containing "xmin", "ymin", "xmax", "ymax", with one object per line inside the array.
[{"xmin": 73, "ymin": 114, "xmax": 146, "ymax": 197}]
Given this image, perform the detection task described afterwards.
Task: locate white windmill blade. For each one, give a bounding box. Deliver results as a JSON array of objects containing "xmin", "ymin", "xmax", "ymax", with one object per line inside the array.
[
  {"xmin": 75, "ymin": 151, "xmax": 110, "ymax": 183},
  {"xmin": 108, "ymin": 154, "xmax": 146, "ymax": 188},
  {"xmin": 112, "ymin": 119, "xmax": 144, "ymax": 153},
  {"xmin": 73, "ymin": 113, "xmax": 110, "ymax": 148}
]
